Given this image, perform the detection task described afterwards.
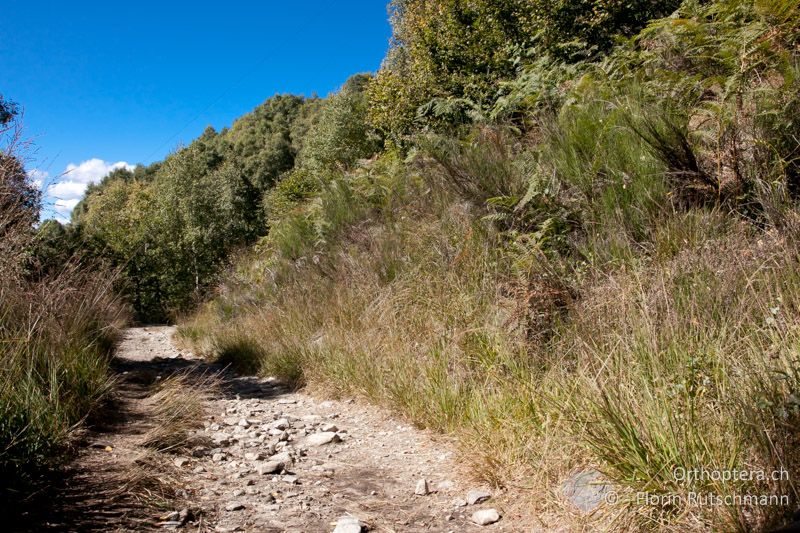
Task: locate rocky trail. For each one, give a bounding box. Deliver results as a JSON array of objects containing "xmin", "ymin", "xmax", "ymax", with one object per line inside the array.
[{"xmin": 10, "ymin": 327, "xmax": 519, "ymax": 532}]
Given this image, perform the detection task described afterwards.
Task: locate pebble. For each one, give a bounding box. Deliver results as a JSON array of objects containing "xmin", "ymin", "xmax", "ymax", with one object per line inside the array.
[
  {"xmin": 225, "ymin": 501, "xmax": 245, "ymax": 511},
  {"xmin": 245, "ymin": 452, "xmax": 265, "ymax": 461},
  {"xmin": 415, "ymin": 478, "xmax": 429, "ymax": 496},
  {"xmin": 270, "ymin": 451, "xmax": 293, "ymax": 465},
  {"xmin": 471, "ymin": 508, "xmax": 501, "ymax": 526},
  {"xmin": 257, "ymin": 460, "xmax": 283, "ymax": 475},
  {"xmin": 271, "ymin": 418, "xmax": 289, "ymax": 430}
]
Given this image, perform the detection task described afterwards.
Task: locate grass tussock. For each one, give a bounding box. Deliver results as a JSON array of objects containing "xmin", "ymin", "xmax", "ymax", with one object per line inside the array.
[
  {"xmin": 0, "ymin": 262, "xmax": 126, "ymax": 479},
  {"xmin": 121, "ymin": 449, "xmax": 187, "ymax": 509},
  {"xmin": 140, "ymin": 371, "xmax": 219, "ymax": 453}
]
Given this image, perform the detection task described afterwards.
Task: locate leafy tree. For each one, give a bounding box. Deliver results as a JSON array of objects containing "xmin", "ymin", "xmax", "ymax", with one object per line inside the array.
[
  {"xmin": 226, "ymin": 94, "xmax": 307, "ymax": 191},
  {"xmin": 151, "ymin": 148, "xmax": 252, "ymax": 309},
  {"xmin": 534, "ymin": 0, "xmax": 679, "ymax": 59},
  {"xmin": 79, "ymin": 178, "xmax": 165, "ymax": 317},
  {"xmin": 0, "ymin": 95, "xmax": 19, "ymax": 127},
  {"xmin": 369, "ymin": 0, "xmax": 539, "ymax": 137}
]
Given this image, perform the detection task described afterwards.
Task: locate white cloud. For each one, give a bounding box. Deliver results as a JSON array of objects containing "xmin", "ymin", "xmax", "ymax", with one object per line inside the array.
[
  {"xmin": 42, "ymin": 159, "xmax": 136, "ymax": 221},
  {"xmin": 64, "ymin": 158, "xmax": 134, "ymax": 184},
  {"xmin": 47, "ymin": 180, "xmax": 88, "ymax": 200}
]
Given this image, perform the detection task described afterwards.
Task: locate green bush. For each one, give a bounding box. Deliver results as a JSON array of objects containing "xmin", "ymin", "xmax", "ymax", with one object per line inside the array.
[{"xmin": 297, "ymin": 74, "xmax": 382, "ymax": 172}]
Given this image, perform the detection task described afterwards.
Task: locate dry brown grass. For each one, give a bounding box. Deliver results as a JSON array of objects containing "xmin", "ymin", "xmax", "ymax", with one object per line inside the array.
[
  {"xmin": 118, "ymin": 449, "xmax": 187, "ymax": 509},
  {"xmin": 140, "ymin": 371, "xmax": 220, "ymax": 453}
]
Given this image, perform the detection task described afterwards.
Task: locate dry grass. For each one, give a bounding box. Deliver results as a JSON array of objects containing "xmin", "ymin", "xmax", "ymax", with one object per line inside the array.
[
  {"xmin": 118, "ymin": 449, "xmax": 187, "ymax": 509},
  {"xmin": 140, "ymin": 371, "xmax": 220, "ymax": 453},
  {"xmin": 177, "ymin": 57, "xmax": 800, "ymax": 528}
]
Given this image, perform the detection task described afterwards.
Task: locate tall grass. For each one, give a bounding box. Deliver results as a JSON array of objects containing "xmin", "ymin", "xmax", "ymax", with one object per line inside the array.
[
  {"xmin": 0, "ymin": 263, "xmax": 126, "ymax": 478},
  {"xmin": 180, "ymin": 141, "xmax": 800, "ymax": 531}
]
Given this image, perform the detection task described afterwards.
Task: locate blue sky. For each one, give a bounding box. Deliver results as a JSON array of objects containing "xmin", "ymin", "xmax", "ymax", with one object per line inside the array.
[{"xmin": 1, "ymin": 2, "xmax": 392, "ymax": 221}]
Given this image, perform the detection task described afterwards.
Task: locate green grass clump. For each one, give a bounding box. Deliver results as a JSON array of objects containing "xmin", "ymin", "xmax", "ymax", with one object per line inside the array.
[{"xmin": 0, "ymin": 265, "xmax": 125, "ymax": 479}]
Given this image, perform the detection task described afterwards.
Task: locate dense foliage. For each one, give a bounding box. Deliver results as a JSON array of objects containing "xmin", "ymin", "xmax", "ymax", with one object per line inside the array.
[{"xmin": 367, "ymin": 0, "xmax": 679, "ymax": 136}]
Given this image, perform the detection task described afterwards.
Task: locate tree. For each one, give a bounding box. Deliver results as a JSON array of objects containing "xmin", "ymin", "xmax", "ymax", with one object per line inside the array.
[
  {"xmin": 227, "ymin": 94, "xmax": 307, "ymax": 191},
  {"xmin": 0, "ymin": 95, "xmax": 19, "ymax": 127},
  {"xmin": 298, "ymin": 74, "xmax": 382, "ymax": 171},
  {"xmin": 0, "ymin": 97, "xmax": 39, "ymax": 248}
]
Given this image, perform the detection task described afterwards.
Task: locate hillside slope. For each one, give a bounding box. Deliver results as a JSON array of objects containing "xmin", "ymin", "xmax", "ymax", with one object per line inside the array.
[{"xmin": 61, "ymin": 1, "xmax": 800, "ymax": 530}]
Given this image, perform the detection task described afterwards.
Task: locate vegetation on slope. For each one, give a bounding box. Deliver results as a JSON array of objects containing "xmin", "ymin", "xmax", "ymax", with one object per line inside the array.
[{"xmin": 176, "ymin": 1, "xmax": 800, "ymax": 530}]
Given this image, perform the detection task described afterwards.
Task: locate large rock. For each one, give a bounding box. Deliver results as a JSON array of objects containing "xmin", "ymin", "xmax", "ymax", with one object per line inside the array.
[
  {"xmin": 305, "ymin": 432, "xmax": 341, "ymax": 447},
  {"xmin": 467, "ymin": 489, "xmax": 491, "ymax": 505},
  {"xmin": 257, "ymin": 460, "xmax": 283, "ymax": 475},
  {"xmin": 332, "ymin": 515, "xmax": 362, "ymax": 533},
  {"xmin": 561, "ymin": 469, "xmax": 611, "ymax": 513},
  {"xmin": 471, "ymin": 508, "xmax": 501, "ymax": 526}
]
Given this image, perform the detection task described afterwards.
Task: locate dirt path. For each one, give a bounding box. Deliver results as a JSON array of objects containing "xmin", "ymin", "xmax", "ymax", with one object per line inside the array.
[{"xmin": 12, "ymin": 327, "xmax": 519, "ymax": 532}]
